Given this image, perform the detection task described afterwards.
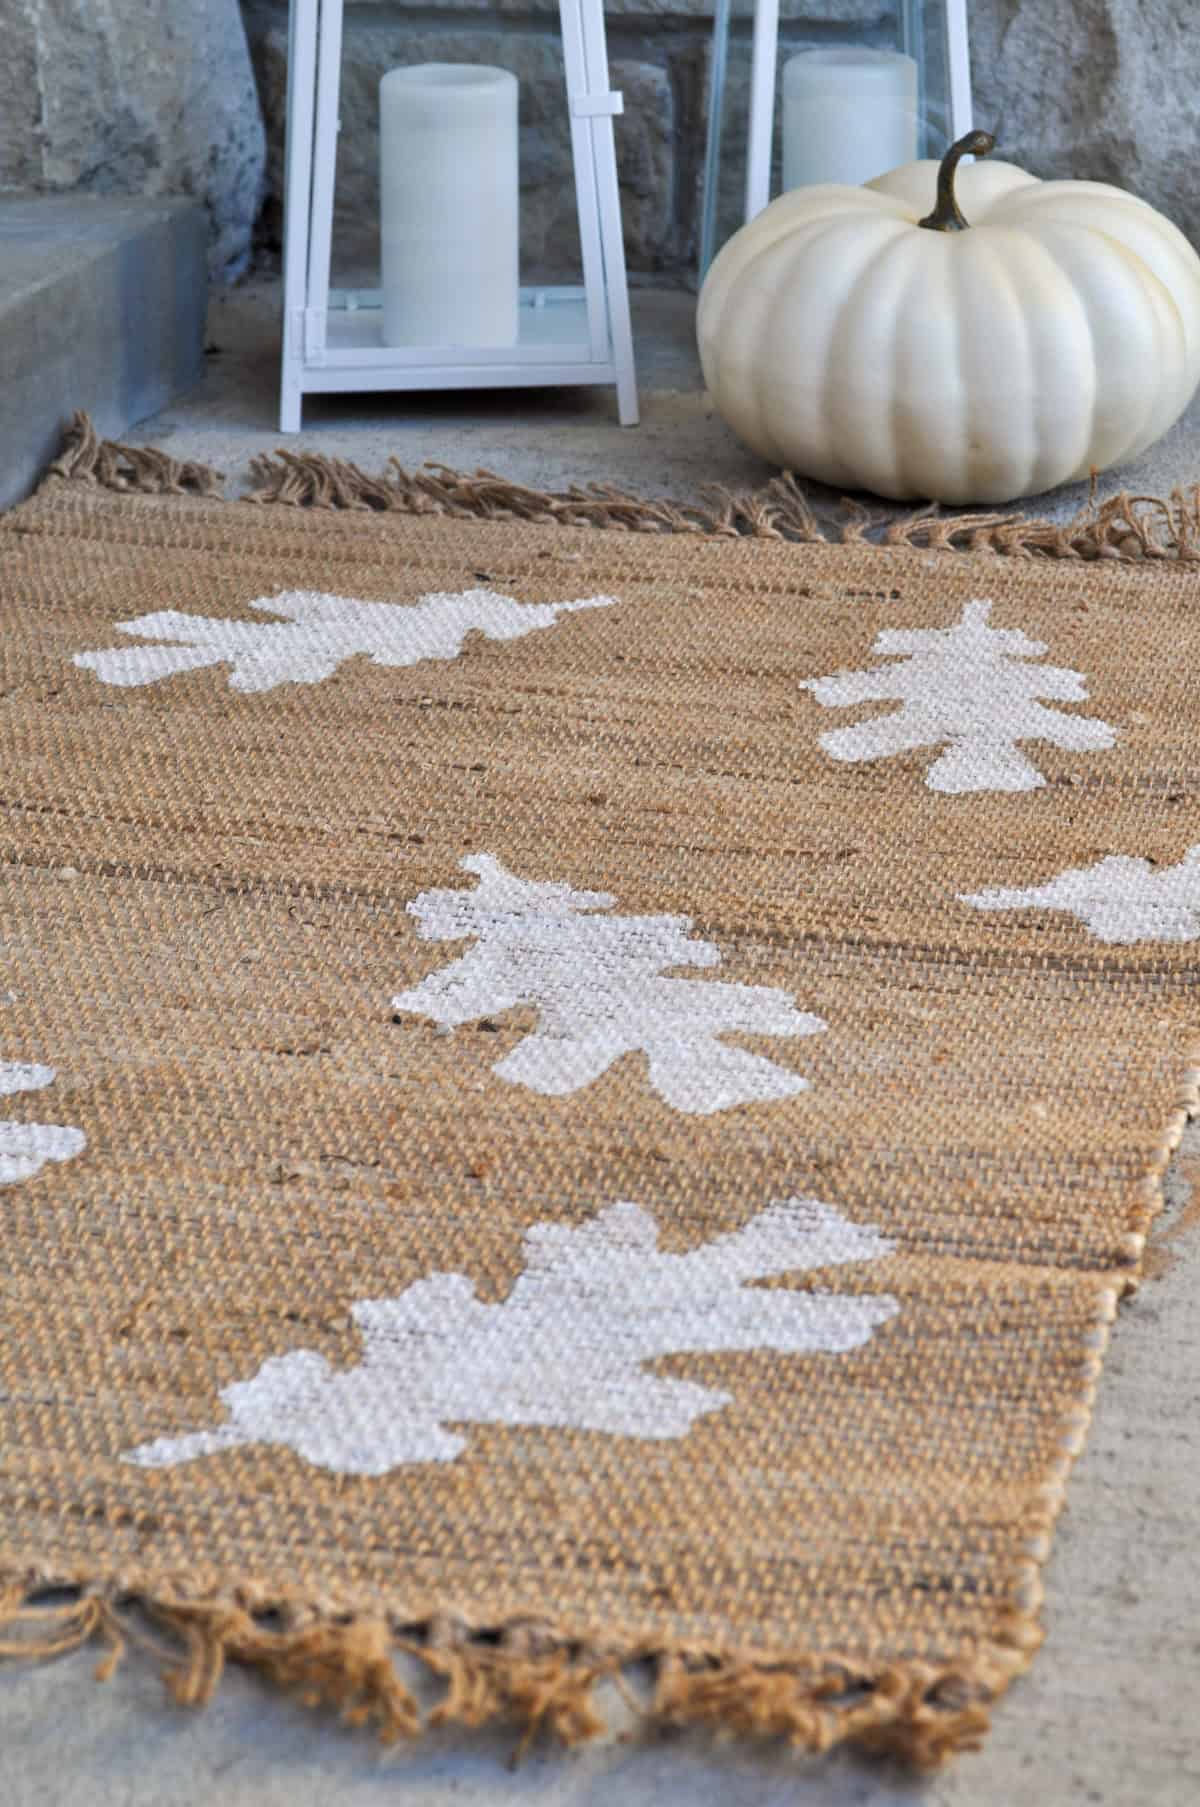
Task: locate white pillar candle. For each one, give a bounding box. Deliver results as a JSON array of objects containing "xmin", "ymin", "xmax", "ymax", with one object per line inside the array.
[
  {"xmin": 379, "ymin": 64, "xmax": 519, "ymax": 349},
  {"xmin": 782, "ymin": 49, "xmax": 918, "ymax": 191}
]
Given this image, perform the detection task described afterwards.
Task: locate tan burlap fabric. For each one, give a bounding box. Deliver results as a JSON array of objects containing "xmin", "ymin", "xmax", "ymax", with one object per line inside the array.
[{"xmin": 0, "ymin": 423, "xmax": 1195, "ymax": 1765}]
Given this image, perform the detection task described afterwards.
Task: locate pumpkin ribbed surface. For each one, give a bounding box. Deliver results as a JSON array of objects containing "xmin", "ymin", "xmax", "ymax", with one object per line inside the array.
[{"xmin": 698, "ymin": 160, "xmax": 1200, "ymax": 504}]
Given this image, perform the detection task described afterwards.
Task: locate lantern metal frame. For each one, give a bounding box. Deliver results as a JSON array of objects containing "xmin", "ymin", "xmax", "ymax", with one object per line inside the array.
[
  {"xmin": 279, "ymin": 0, "xmax": 640, "ymax": 432},
  {"xmin": 700, "ymin": 0, "xmax": 975, "ymax": 277}
]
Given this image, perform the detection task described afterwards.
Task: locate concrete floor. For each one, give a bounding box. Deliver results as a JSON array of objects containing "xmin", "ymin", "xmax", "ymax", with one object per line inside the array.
[{"xmin": 4, "ymin": 282, "xmax": 1200, "ymax": 1805}]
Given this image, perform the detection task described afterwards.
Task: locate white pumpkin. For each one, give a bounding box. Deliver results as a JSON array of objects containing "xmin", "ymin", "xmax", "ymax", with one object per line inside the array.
[{"xmin": 697, "ymin": 133, "xmax": 1200, "ymax": 504}]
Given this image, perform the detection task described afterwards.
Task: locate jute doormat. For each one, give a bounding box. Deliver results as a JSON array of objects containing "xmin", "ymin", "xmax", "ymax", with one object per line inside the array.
[{"xmin": 0, "ymin": 418, "xmax": 1196, "ymax": 1767}]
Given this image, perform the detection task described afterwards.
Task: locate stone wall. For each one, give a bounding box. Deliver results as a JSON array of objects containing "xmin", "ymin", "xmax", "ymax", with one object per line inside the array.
[
  {"xmin": 2, "ymin": 1, "xmax": 1197, "ymax": 292},
  {"xmin": 2, "ymin": 0, "xmax": 265, "ymax": 284},
  {"xmin": 241, "ymin": 0, "xmax": 897, "ymax": 284},
  {"xmin": 970, "ymin": 1, "xmax": 1195, "ymax": 258},
  {"xmin": 240, "ymin": 0, "xmax": 1200, "ymax": 289}
]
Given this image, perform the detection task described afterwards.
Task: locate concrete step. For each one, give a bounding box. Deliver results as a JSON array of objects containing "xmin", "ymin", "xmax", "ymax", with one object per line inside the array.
[{"xmin": 0, "ymin": 194, "xmax": 207, "ymax": 510}]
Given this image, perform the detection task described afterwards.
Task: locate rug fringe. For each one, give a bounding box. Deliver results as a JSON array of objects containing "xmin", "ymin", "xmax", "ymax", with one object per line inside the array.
[
  {"xmin": 239, "ymin": 447, "xmax": 1200, "ymax": 563},
  {"xmin": 652, "ymin": 1648, "xmax": 1007, "ymax": 1770},
  {"xmin": 0, "ymin": 1581, "xmax": 1032, "ymax": 1769},
  {"xmin": 48, "ymin": 412, "xmax": 225, "ymax": 499},
  {"xmin": 39, "ymin": 414, "xmax": 1200, "ymax": 563}
]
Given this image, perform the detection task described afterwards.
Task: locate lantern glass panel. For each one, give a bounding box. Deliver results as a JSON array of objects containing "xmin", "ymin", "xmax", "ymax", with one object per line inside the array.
[
  {"xmin": 700, "ymin": 0, "xmax": 965, "ymax": 278},
  {"xmin": 279, "ymin": 0, "xmax": 638, "ymax": 430},
  {"xmin": 324, "ymin": 30, "xmax": 591, "ymax": 354}
]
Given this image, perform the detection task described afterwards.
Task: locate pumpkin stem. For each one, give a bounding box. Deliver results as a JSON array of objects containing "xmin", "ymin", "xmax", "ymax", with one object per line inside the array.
[{"xmin": 918, "ymin": 130, "xmax": 996, "ymax": 232}]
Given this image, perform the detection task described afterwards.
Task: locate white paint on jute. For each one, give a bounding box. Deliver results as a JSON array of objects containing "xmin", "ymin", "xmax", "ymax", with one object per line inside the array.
[
  {"xmin": 73, "ymin": 588, "xmax": 617, "ymax": 693},
  {"xmin": 961, "ymin": 845, "xmax": 1200, "ymax": 943},
  {"xmin": 125, "ymin": 1197, "xmax": 898, "ymax": 1474},
  {"xmin": 390, "ymin": 854, "xmax": 826, "ymax": 1113},
  {"xmin": 800, "ymin": 600, "xmax": 1116, "ymax": 793},
  {"xmin": 0, "ymin": 1060, "xmax": 86, "ymax": 1185}
]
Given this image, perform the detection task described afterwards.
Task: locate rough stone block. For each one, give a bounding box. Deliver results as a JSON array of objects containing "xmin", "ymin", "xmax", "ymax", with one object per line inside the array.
[
  {"xmin": 1, "ymin": 0, "xmax": 266, "ymax": 284},
  {"xmin": 0, "ymin": 196, "xmax": 207, "ymax": 512},
  {"xmin": 970, "ymin": 0, "xmax": 1200, "ymax": 248}
]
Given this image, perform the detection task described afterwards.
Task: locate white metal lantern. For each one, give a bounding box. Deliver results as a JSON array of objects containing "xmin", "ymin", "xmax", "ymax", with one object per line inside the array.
[
  {"xmin": 700, "ymin": 0, "xmax": 974, "ymax": 277},
  {"xmin": 279, "ymin": 0, "xmax": 640, "ymax": 432}
]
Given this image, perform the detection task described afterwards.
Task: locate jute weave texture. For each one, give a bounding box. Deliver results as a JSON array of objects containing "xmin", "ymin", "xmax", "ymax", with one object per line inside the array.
[{"xmin": 0, "ymin": 435, "xmax": 1195, "ymax": 1765}]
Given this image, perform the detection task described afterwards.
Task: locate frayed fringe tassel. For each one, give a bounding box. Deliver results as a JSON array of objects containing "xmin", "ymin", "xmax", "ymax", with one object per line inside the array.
[
  {"xmin": 0, "ymin": 1583, "xmax": 1035, "ymax": 1770},
  {"xmin": 40, "ymin": 413, "xmax": 1200, "ymax": 563},
  {"xmin": 48, "ymin": 412, "xmax": 225, "ymax": 498},
  {"xmin": 242, "ymin": 446, "xmax": 1200, "ymax": 565},
  {"xmin": 650, "ymin": 1636, "xmax": 1046, "ymax": 1769}
]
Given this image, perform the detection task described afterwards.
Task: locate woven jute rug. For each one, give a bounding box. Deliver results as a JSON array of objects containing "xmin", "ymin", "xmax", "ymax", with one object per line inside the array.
[{"xmin": 0, "ymin": 417, "xmax": 1196, "ymax": 1767}]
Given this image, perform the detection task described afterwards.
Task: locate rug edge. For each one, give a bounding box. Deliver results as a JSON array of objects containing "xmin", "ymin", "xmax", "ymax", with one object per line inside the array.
[
  {"xmin": 3, "ymin": 1052, "xmax": 1191, "ymax": 1772},
  {"xmin": 0, "ymin": 1576, "xmax": 1027, "ymax": 1769},
  {"xmin": 27, "ymin": 411, "xmax": 1200, "ymax": 565}
]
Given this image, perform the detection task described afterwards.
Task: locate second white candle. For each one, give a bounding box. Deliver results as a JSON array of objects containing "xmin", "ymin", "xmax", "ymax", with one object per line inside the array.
[{"xmin": 782, "ymin": 49, "xmax": 918, "ymax": 191}]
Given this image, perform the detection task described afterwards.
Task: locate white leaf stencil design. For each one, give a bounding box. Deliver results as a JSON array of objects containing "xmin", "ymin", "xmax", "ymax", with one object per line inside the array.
[
  {"xmin": 391, "ymin": 854, "xmax": 826, "ymax": 1113},
  {"xmin": 125, "ymin": 1197, "xmax": 898, "ymax": 1474},
  {"xmin": 74, "ymin": 588, "xmax": 617, "ymax": 694},
  {"xmin": 800, "ymin": 600, "xmax": 1116, "ymax": 793},
  {"xmin": 0, "ymin": 1059, "xmax": 86, "ymax": 1185},
  {"xmin": 961, "ymin": 845, "xmax": 1200, "ymax": 944}
]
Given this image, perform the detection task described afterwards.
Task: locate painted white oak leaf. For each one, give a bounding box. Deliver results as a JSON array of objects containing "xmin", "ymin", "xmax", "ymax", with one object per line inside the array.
[
  {"xmin": 125, "ymin": 1197, "xmax": 898, "ymax": 1474},
  {"xmin": 961, "ymin": 845, "xmax": 1200, "ymax": 944},
  {"xmin": 0, "ymin": 1059, "xmax": 86, "ymax": 1185},
  {"xmin": 73, "ymin": 588, "xmax": 617, "ymax": 693},
  {"xmin": 800, "ymin": 600, "xmax": 1115, "ymax": 793},
  {"xmin": 391, "ymin": 854, "xmax": 826, "ymax": 1113}
]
